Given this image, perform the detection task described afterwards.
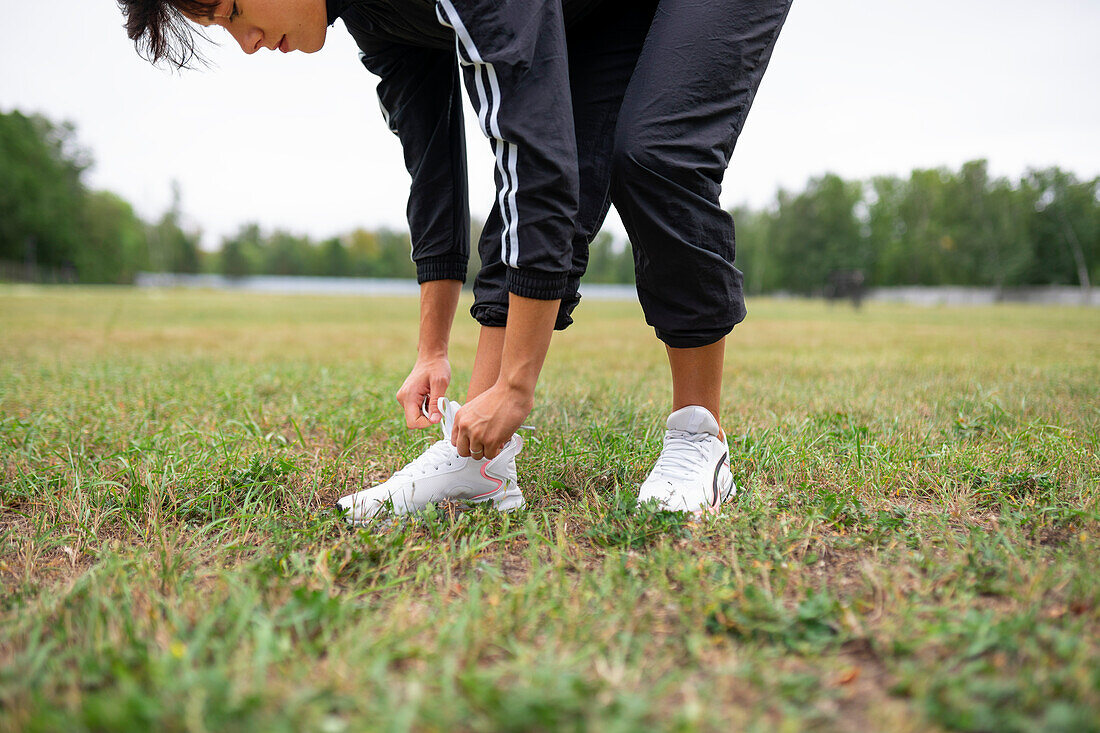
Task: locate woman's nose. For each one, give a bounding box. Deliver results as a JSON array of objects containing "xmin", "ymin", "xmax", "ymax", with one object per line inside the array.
[{"xmin": 229, "ymin": 25, "xmax": 263, "ymax": 54}]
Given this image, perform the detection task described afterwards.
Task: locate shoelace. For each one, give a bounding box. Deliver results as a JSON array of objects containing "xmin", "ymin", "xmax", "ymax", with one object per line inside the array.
[
  {"xmin": 394, "ymin": 439, "xmax": 457, "ymax": 478},
  {"xmin": 648, "ymin": 429, "xmax": 713, "ymax": 482}
]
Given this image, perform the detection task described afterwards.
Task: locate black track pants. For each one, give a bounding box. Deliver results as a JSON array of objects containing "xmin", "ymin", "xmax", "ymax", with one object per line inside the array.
[{"xmin": 472, "ymin": 0, "xmax": 793, "ymax": 347}]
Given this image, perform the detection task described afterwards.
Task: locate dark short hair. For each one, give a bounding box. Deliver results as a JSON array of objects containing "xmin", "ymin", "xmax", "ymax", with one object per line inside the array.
[{"xmin": 117, "ymin": 0, "xmax": 221, "ymax": 69}]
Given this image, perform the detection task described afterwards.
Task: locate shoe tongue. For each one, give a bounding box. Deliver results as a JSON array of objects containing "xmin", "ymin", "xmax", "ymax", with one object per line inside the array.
[
  {"xmin": 438, "ymin": 397, "xmax": 460, "ymax": 442},
  {"xmin": 665, "ymin": 406, "xmax": 719, "ymax": 437}
]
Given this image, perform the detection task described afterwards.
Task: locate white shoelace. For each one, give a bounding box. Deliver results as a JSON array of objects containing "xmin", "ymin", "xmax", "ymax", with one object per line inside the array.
[
  {"xmin": 648, "ymin": 430, "xmax": 713, "ymax": 482},
  {"xmin": 394, "ymin": 439, "xmax": 458, "ymax": 478}
]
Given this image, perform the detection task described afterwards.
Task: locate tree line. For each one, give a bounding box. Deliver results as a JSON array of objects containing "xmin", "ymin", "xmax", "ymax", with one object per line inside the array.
[
  {"xmin": 2, "ymin": 109, "xmax": 1096, "ymax": 290},
  {"xmin": 733, "ymin": 163, "xmax": 1098, "ymax": 294}
]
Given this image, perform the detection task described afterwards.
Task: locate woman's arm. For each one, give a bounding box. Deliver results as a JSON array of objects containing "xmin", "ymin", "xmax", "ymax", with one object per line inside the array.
[
  {"xmin": 358, "ymin": 40, "xmax": 471, "ymax": 285},
  {"xmin": 432, "ymin": 0, "xmax": 581, "ymax": 457},
  {"xmin": 450, "ymin": 293, "xmax": 559, "ymax": 459},
  {"xmin": 395, "ymin": 279, "xmax": 462, "ymax": 428},
  {"xmin": 356, "ymin": 41, "xmax": 471, "ymax": 427}
]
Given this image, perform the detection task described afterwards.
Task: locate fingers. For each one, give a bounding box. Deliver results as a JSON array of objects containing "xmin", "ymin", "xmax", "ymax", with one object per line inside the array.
[
  {"xmin": 453, "ymin": 431, "xmax": 471, "ymax": 458},
  {"xmin": 451, "ymin": 412, "xmax": 477, "ymax": 458},
  {"xmin": 428, "ymin": 374, "xmax": 448, "ymax": 424},
  {"xmin": 455, "ymin": 438, "xmax": 498, "ymax": 460},
  {"xmin": 402, "ymin": 398, "xmax": 430, "ymax": 429},
  {"xmin": 451, "ymin": 414, "xmax": 501, "ymax": 460},
  {"xmin": 395, "ymin": 353, "xmax": 453, "ymax": 433},
  {"xmin": 398, "ymin": 388, "xmax": 430, "ymax": 429}
]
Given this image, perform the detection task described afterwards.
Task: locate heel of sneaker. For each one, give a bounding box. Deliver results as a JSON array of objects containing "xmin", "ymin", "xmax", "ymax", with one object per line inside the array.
[
  {"xmin": 702, "ymin": 474, "xmax": 737, "ymax": 515},
  {"xmin": 468, "ymin": 484, "xmax": 525, "ymax": 512},
  {"xmin": 724, "ymin": 473, "xmax": 737, "ymax": 502},
  {"xmin": 491, "ymin": 488, "xmax": 526, "ymax": 512}
]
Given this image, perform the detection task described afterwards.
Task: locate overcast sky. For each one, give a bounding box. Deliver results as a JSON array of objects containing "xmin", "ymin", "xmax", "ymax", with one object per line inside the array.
[{"xmin": 2, "ymin": 0, "xmax": 1098, "ymax": 248}]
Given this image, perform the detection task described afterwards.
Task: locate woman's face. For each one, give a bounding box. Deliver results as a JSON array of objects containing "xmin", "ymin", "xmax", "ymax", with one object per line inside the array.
[{"xmin": 190, "ymin": 0, "xmax": 328, "ymax": 55}]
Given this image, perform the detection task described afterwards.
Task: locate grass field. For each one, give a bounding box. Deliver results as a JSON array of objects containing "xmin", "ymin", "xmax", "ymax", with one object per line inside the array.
[{"xmin": 1, "ymin": 286, "xmax": 1098, "ymax": 732}]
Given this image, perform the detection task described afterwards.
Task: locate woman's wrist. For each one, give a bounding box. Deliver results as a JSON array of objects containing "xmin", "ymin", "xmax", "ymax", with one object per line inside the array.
[
  {"xmin": 416, "ymin": 345, "xmax": 449, "ymax": 362},
  {"xmin": 496, "ymin": 364, "xmax": 538, "ymax": 399},
  {"xmin": 415, "ymin": 279, "xmax": 461, "ymax": 364},
  {"xmin": 492, "ymin": 292, "xmax": 559, "ymax": 406},
  {"xmin": 494, "ymin": 376, "xmax": 535, "ymax": 408}
]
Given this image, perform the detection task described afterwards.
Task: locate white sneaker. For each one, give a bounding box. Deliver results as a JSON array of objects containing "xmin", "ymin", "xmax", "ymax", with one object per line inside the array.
[
  {"xmin": 336, "ymin": 398, "xmax": 525, "ymax": 523},
  {"xmin": 637, "ymin": 406, "xmax": 736, "ymax": 514}
]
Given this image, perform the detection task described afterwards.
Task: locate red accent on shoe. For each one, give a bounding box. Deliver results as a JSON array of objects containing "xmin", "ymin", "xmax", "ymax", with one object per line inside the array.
[{"xmin": 471, "ymin": 460, "xmax": 504, "ymax": 499}]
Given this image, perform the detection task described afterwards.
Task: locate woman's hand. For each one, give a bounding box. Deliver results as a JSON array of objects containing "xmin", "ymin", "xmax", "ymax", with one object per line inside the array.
[
  {"xmin": 451, "ymin": 382, "xmax": 533, "ymax": 459},
  {"xmin": 396, "ymin": 356, "xmax": 451, "ymax": 428}
]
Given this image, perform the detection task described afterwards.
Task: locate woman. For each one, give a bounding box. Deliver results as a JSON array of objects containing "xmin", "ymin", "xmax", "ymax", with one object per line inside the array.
[{"xmin": 120, "ymin": 0, "xmax": 792, "ymax": 517}]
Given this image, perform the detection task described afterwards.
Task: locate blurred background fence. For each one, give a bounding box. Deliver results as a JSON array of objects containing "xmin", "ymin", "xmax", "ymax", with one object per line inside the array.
[
  {"xmin": 0, "ymin": 258, "xmax": 77, "ymax": 284},
  {"xmin": 131, "ymin": 273, "xmax": 1098, "ymax": 307}
]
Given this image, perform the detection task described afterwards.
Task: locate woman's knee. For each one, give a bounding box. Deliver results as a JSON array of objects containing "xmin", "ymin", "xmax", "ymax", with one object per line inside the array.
[
  {"xmin": 609, "ymin": 134, "xmax": 658, "ymax": 197},
  {"xmin": 609, "ymin": 133, "xmax": 721, "ymax": 204}
]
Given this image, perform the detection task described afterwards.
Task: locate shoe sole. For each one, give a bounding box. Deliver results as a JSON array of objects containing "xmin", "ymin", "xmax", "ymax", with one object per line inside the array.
[{"xmin": 336, "ymin": 484, "xmax": 526, "ymax": 525}]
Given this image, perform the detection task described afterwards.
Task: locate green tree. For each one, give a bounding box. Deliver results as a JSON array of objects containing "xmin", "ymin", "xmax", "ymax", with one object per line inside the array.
[
  {"xmin": 0, "ymin": 110, "xmax": 89, "ymax": 272},
  {"xmin": 345, "ymin": 228, "xmax": 379, "ymax": 277},
  {"xmin": 769, "ymin": 173, "xmax": 866, "ymax": 293},
  {"xmin": 375, "ymin": 228, "xmax": 417, "ymax": 279},
  {"xmin": 464, "ymin": 219, "xmax": 485, "ymax": 287},
  {"xmin": 263, "ymin": 230, "xmax": 312, "ymax": 276},
  {"xmin": 936, "ymin": 161, "xmax": 1032, "ymax": 287},
  {"xmin": 222, "ymin": 223, "xmax": 264, "ymax": 277},
  {"xmin": 1023, "ymin": 168, "xmax": 1098, "ymax": 289},
  {"xmin": 78, "ymin": 191, "xmax": 148, "ymax": 283},
  {"xmin": 220, "ymin": 238, "xmax": 250, "ymax": 278},
  {"xmin": 148, "ymin": 182, "xmax": 200, "ymax": 273},
  {"xmin": 318, "ymin": 237, "xmax": 349, "ymax": 277},
  {"xmin": 584, "ymin": 230, "xmax": 617, "ymax": 284},
  {"xmin": 730, "ymin": 205, "xmax": 775, "ymax": 294},
  {"xmin": 871, "ymin": 168, "xmax": 956, "ymax": 286}
]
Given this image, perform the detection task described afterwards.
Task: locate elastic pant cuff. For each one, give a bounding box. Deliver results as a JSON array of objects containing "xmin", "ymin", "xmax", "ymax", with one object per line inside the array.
[
  {"xmin": 655, "ymin": 321, "xmax": 741, "ymax": 349},
  {"xmin": 470, "ymin": 304, "xmax": 508, "ymax": 329},
  {"xmin": 416, "ymin": 255, "xmax": 468, "ymax": 284},
  {"xmin": 507, "ymin": 268, "xmax": 569, "ymax": 300},
  {"xmin": 471, "ymin": 298, "xmax": 579, "ymax": 332}
]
